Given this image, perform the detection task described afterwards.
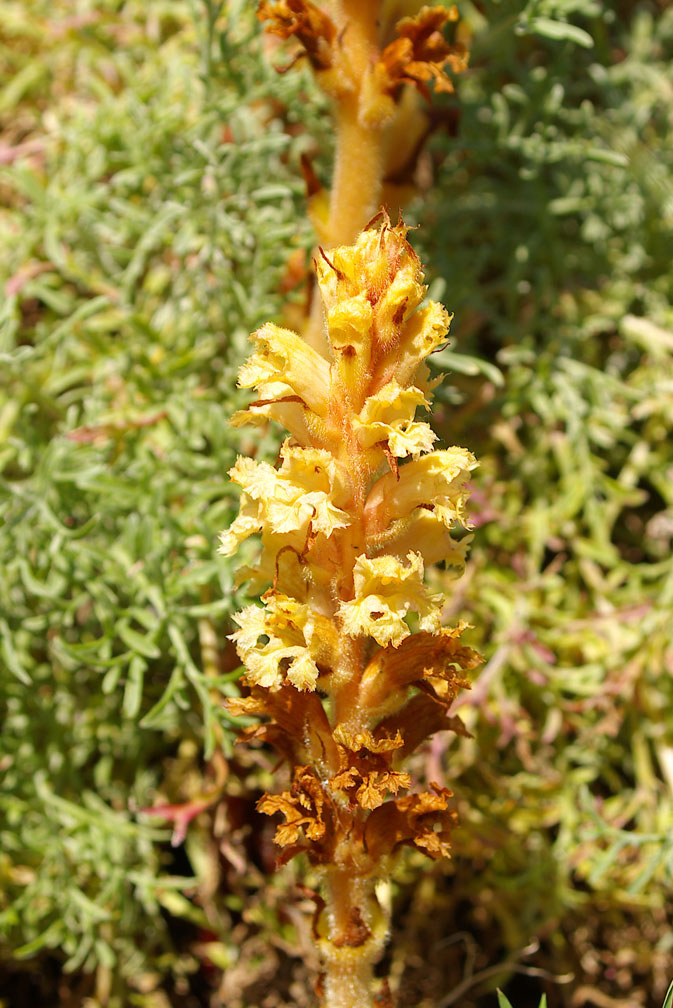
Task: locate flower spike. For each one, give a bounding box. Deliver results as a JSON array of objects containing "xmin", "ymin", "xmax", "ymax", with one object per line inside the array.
[{"xmin": 221, "ymin": 216, "xmax": 480, "ymax": 1008}]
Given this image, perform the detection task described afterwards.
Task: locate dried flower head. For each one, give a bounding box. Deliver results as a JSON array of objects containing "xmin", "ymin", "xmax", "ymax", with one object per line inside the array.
[
  {"xmin": 257, "ymin": 0, "xmax": 336, "ymax": 71},
  {"xmin": 360, "ymin": 5, "xmax": 469, "ymax": 126},
  {"xmin": 380, "ymin": 5, "xmax": 469, "ymax": 98}
]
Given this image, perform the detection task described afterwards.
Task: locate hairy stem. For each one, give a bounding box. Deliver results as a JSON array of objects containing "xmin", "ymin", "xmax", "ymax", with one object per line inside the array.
[
  {"xmin": 304, "ymin": 95, "xmax": 386, "ymax": 354},
  {"xmin": 320, "ymin": 867, "xmax": 389, "ymax": 1008},
  {"xmin": 326, "ymin": 0, "xmax": 385, "ymax": 244},
  {"xmin": 328, "ymin": 97, "xmax": 386, "ymax": 248}
]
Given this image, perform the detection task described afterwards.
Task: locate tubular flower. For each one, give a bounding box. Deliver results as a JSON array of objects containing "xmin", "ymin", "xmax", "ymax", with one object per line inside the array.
[
  {"xmin": 337, "ymin": 551, "xmax": 443, "ymax": 648},
  {"xmin": 220, "ymin": 216, "xmax": 481, "ymax": 1008},
  {"xmin": 257, "ymin": 0, "xmax": 337, "ymax": 72},
  {"xmin": 354, "ymin": 380, "xmax": 436, "ymax": 460}
]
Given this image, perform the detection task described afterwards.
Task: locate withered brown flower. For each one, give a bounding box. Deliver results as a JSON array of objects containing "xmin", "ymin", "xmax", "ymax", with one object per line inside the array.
[
  {"xmin": 378, "ymin": 4, "xmax": 469, "ymax": 100},
  {"xmin": 257, "ymin": 0, "xmax": 336, "ymax": 71},
  {"xmin": 258, "ymin": 765, "xmax": 333, "ymax": 851}
]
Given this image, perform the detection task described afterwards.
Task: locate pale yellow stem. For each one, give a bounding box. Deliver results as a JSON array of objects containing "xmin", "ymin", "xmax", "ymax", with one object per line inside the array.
[
  {"xmin": 325, "ymin": 0, "xmax": 386, "ymax": 246},
  {"xmin": 331, "ymin": 0, "xmax": 382, "ymax": 72},
  {"xmin": 305, "ymin": 98, "xmax": 386, "ymax": 353},
  {"xmin": 322, "ymin": 947, "xmax": 377, "ymax": 1008},
  {"xmin": 319, "ymin": 867, "xmax": 389, "ymax": 1008},
  {"xmin": 327, "ymin": 97, "xmax": 386, "ymax": 248}
]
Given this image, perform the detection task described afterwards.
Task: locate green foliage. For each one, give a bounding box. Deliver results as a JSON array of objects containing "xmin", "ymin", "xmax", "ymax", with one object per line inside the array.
[
  {"xmin": 497, "ymin": 992, "xmax": 546, "ymax": 1008},
  {"xmin": 500, "ymin": 983, "xmax": 673, "ymax": 1008},
  {"xmin": 663, "ymin": 981, "xmax": 673, "ymax": 1008},
  {"xmin": 0, "ymin": 0, "xmax": 323, "ymax": 1000}
]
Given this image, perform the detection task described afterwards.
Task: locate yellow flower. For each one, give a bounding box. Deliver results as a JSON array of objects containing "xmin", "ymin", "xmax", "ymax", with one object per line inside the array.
[
  {"xmin": 385, "ymin": 510, "xmax": 472, "ymax": 573},
  {"xmin": 364, "ymin": 447, "xmax": 477, "ymax": 536},
  {"xmin": 217, "ymin": 497, "xmax": 263, "ymax": 559},
  {"xmin": 230, "ymin": 394, "xmax": 317, "ymax": 448},
  {"xmin": 218, "ymin": 442, "xmax": 350, "ymax": 557},
  {"xmin": 386, "ymin": 299, "xmax": 453, "ymax": 389},
  {"xmin": 337, "ymin": 551, "xmax": 443, "ymax": 648},
  {"xmin": 354, "ymin": 380, "xmax": 436, "ymax": 459},
  {"xmin": 238, "ymin": 322, "xmax": 331, "ymax": 417},
  {"xmin": 316, "ymin": 225, "xmax": 425, "ymax": 333},
  {"xmin": 230, "ymin": 594, "xmax": 321, "ymax": 691}
]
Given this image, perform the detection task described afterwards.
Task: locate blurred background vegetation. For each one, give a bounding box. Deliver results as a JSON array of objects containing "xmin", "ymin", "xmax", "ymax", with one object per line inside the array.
[{"xmin": 1, "ymin": 1, "xmax": 671, "ymax": 1006}]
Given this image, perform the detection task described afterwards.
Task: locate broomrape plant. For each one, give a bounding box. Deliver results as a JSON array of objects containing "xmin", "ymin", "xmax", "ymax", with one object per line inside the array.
[{"xmin": 219, "ymin": 214, "xmax": 481, "ymax": 1007}]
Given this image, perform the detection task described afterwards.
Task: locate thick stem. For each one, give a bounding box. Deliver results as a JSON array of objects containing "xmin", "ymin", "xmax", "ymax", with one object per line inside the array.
[
  {"xmin": 330, "ymin": 430, "xmax": 371, "ymax": 725},
  {"xmin": 327, "ymin": 0, "xmax": 386, "ymax": 246},
  {"xmin": 305, "ymin": 97, "xmax": 386, "ymax": 354},
  {"xmin": 332, "ymin": 636, "xmax": 366, "ymax": 727},
  {"xmin": 322, "ymin": 947, "xmax": 377, "ymax": 1008},
  {"xmin": 319, "ymin": 867, "xmax": 389, "ymax": 1008},
  {"xmin": 327, "ymin": 99, "xmax": 385, "ymax": 249}
]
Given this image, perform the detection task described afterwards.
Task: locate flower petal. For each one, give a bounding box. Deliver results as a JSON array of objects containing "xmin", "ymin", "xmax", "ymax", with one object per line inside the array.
[
  {"xmin": 239, "ymin": 322, "xmax": 332, "ymax": 416},
  {"xmin": 365, "ymin": 448, "xmax": 477, "ymax": 534},
  {"xmin": 223, "ymin": 445, "xmax": 350, "ymax": 548},
  {"xmin": 338, "ymin": 551, "xmax": 443, "ymax": 647},
  {"xmin": 356, "ymin": 381, "xmax": 436, "ymax": 459}
]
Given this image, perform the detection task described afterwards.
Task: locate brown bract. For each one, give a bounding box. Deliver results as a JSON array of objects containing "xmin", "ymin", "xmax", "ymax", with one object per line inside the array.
[
  {"xmin": 378, "ymin": 692, "xmax": 471, "ymax": 760},
  {"xmin": 365, "ymin": 783, "xmax": 457, "ymax": 860},
  {"xmin": 359, "ymin": 627, "xmax": 480, "ymax": 710},
  {"xmin": 332, "ymin": 907, "xmax": 372, "ymax": 948},
  {"xmin": 379, "ymin": 5, "xmax": 469, "ymax": 99},
  {"xmin": 257, "ymin": 0, "xmax": 336, "ymax": 71},
  {"xmin": 227, "ymin": 685, "xmax": 337, "ymax": 768},
  {"xmin": 247, "ymin": 642, "xmax": 471, "ymax": 855},
  {"xmin": 241, "ymin": 643, "xmax": 474, "ymax": 856}
]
